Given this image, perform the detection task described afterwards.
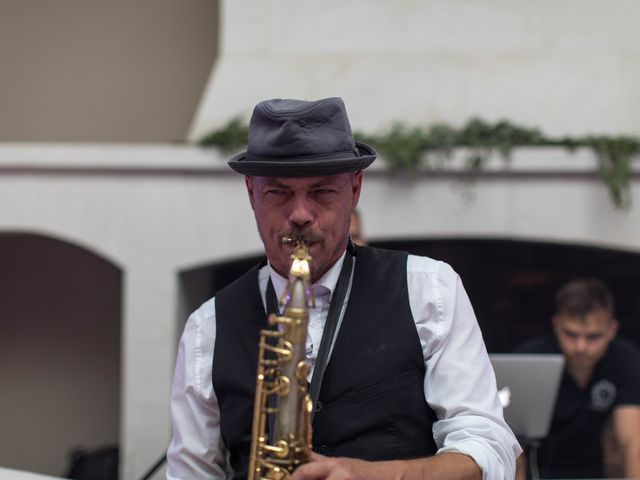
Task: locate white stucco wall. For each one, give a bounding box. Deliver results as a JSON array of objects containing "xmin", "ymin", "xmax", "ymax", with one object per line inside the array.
[{"xmin": 190, "ymin": 0, "xmax": 640, "ymax": 140}]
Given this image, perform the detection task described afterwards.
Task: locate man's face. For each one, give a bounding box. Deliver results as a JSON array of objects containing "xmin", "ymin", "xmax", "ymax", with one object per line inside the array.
[
  {"xmin": 552, "ymin": 308, "xmax": 618, "ymax": 374},
  {"xmin": 245, "ymin": 171, "xmax": 362, "ymax": 282}
]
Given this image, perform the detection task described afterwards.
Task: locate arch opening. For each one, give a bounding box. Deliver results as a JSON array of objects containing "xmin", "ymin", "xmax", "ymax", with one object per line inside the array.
[{"xmin": 0, "ymin": 232, "xmax": 122, "ymax": 477}]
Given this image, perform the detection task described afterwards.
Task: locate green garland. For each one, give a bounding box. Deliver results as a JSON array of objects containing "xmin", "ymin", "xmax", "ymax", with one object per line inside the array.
[
  {"xmin": 199, "ymin": 118, "xmax": 249, "ymax": 153},
  {"xmin": 199, "ymin": 118, "xmax": 640, "ymax": 209}
]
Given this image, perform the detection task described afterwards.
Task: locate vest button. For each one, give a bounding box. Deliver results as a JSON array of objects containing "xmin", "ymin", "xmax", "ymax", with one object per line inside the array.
[
  {"xmin": 317, "ymin": 445, "xmax": 329, "ymax": 455},
  {"xmin": 314, "ymin": 401, "xmax": 323, "ymax": 413}
]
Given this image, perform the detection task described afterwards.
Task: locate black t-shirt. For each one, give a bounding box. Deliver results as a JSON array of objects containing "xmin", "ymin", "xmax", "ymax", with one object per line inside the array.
[{"xmin": 515, "ymin": 336, "xmax": 640, "ymax": 479}]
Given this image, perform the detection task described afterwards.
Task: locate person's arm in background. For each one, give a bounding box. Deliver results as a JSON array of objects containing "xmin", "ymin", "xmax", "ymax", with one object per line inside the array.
[
  {"xmin": 612, "ymin": 405, "xmax": 640, "ymax": 478},
  {"xmin": 166, "ymin": 298, "xmax": 229, "ymax": 480},
  {"xmin": 515, "ymin": 453, "xmax": 528, "ymax": 480}
]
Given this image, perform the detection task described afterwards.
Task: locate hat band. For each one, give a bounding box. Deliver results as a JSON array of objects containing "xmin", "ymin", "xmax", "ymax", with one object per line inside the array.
[{"xmin": 244, "ymin": 148, "xmax": 360, "ymax": 163}]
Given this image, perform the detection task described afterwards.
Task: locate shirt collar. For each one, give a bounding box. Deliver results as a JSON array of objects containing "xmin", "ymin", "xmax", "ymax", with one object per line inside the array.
[{"xmin": 269, "ymin": 250, "xmax": 347, "ymax": 303}]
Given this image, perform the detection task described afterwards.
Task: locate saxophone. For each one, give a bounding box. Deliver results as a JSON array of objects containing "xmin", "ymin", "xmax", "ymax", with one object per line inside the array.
[{"xmin": 248, "ymin": 237, "xmax": 315, "ymax": 480}]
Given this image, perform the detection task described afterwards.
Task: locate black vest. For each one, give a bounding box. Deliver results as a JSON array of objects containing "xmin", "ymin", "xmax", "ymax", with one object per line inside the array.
[{"xmin": 213, "ymin": 246, "xmax": 438, "ymax": 479}]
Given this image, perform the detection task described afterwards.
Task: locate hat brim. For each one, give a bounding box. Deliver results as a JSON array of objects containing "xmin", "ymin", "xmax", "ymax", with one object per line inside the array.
[{"xmin": 228, "ymin": 141, "xmax": 376, "ymax": 177}]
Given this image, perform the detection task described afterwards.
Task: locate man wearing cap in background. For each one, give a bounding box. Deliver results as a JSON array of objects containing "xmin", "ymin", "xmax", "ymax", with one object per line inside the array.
[{"xmin": 166, "ymin": 97, "xmax": 520, "ymax": 480}]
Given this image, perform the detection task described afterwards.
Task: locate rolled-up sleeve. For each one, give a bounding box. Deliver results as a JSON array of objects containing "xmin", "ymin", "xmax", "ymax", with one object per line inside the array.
[
  {"xmin": 166, "ymin": 297, "xmax": 230, "ymax": 480},
  {"xmin": 408, "ymin": 255, "xmax": 521, "ymax": 480}
]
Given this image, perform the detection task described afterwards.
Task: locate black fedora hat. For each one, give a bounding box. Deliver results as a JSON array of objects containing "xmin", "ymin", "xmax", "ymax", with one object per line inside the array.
[{"xmin": 228, "ymin": 97, "xmax": 376, "ymax": 177}]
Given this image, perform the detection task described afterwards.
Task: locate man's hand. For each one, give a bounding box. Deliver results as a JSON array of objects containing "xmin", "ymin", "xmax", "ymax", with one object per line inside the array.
[
  {"xmin": 290, "ymin": 451, "xmax": 482, "ymax": 480},
  {"xmin": 290, "ymin": 453, "xmax": 375, "ymax": 480}
]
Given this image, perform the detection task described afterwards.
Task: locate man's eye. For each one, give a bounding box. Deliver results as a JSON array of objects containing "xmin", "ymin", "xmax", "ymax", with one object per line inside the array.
[
  {"xmin": 314, "ymin": 189, "xmax": 335, "ymax": 195},
  {"xmin": 266, "ymin": 189, "xmax": 287, "ymax": 196}
]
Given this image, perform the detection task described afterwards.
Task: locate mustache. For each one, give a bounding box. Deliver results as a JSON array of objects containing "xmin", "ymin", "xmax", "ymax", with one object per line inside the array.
[{"xmin": 282, "ymin": 229, "xmax": 324, "ymax": 245}]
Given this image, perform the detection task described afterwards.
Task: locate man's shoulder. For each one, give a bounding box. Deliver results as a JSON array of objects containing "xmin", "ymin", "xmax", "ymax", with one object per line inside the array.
[
  {"xmin": 605, "ymin": 336, "xmax": 640, "ymax": 366},
  {"xmin": 601, "ymin": 337, "xmax": 640, "ymax": 406},
  {"xmin": 609, "ymin": 336, "xmax": 640, "ymax": 355},
  {"xmin": 189, "ymin": 296, "xmax": 217, "ymax": 324}
]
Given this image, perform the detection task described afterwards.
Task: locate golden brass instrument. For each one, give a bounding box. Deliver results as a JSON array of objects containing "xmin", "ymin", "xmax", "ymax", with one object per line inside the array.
[{"xmin": 248, "ymin": 237, "xmax": 315, "ymax": 480}]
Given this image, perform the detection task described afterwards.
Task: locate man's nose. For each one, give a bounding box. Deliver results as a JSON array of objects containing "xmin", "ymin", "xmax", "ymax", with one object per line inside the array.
[
  {"xmin": 575, "ymin": 337, "xmax": 588, "ymax": 352},
  {"xmin": 288, "ymin": 195, "xmax": 314, "ymax": 228}
]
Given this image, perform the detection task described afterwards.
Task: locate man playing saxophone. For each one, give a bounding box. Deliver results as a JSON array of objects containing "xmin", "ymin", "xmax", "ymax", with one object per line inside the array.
[{"xmin": 167, "ymin": 97, "xmax": 521, "ymax": 480}]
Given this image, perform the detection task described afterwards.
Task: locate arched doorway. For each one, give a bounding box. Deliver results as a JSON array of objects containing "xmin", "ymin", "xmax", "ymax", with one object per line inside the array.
[
  {"xmin": 0, "ymin": 233, "xmax": 122, "ymax": 477},
  {"xmin": 178, "ymin": 238, "xmax": 640, "ymax": 353}
]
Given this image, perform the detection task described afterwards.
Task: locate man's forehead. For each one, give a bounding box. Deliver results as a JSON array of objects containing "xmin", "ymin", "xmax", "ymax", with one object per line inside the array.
[
  {"xmin": 252, "ymin": 174, "xmax": 351, "ymax": 187},
  {"xmin": 558, "ymin": 310, "xmax": 612, "ymax": 329}
]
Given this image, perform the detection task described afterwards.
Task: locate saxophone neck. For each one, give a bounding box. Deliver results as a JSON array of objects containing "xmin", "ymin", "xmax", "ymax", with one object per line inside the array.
[{"xmin": 280, "ymin": 238, "xmax": 314, "ymax": 309}]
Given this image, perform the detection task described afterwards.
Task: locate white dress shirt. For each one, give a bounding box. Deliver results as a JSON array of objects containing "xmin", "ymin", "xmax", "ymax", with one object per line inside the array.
[{"xmin": 166, "ymin": 253, "xmax": 522, "ymax": 480}]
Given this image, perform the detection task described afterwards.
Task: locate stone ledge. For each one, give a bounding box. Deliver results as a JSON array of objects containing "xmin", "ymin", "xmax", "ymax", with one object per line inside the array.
[{"xmin": 0, "ymin": 143, "xmax": 638, "ymax": 177}]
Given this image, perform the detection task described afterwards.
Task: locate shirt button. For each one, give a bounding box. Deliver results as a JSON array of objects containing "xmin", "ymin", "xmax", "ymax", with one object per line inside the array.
[{"xmin": 314, "ymin": 401, "xmax": 323, "ymax": 413}]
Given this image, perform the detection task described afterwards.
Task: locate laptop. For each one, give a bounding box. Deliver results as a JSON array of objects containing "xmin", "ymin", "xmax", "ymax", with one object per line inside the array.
[{"xmin": 489, "ymin": 353, "xmax": 565, "ymax": 440}]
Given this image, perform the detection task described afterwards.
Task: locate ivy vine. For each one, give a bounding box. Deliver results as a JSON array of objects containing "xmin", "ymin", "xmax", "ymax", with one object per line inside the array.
[{"xmin": 199, "ymin": 118, "xmax": 639, "ymax": 209}]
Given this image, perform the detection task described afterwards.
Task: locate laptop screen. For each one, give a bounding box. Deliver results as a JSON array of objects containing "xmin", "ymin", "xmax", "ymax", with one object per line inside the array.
[{"xmin": 490, "ymin": 353, "xmax": 565, "ymax": 440}]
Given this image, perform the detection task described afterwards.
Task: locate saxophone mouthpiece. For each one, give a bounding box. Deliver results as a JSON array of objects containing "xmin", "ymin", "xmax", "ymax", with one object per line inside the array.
[{"xmin": 282, "ymin": 234, "xmax": 307, "ymax": 246}]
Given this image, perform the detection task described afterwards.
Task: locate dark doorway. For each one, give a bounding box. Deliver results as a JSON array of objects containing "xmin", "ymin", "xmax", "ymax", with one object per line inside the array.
[
  {"xmin": 178, "ymin": 239, "xmax": 640, "ymax": 353},
  {"xmin": 178, "ymin": 253, "xmax": 263, "ymax": 333}
]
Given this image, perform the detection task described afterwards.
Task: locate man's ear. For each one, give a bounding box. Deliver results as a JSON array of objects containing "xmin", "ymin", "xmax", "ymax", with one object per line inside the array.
[
  {"xmin": 244, "ymin": 175, "xmax": 255, "ymax": 210},
  {"xmin": 351, "ymin": 170, "xmax": 364, "ymax": 209}
]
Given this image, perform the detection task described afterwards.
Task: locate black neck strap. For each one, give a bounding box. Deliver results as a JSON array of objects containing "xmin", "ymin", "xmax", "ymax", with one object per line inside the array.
[{"xmin": 265, "ymin": 243, "xmax": 356, "ymax": 416}]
